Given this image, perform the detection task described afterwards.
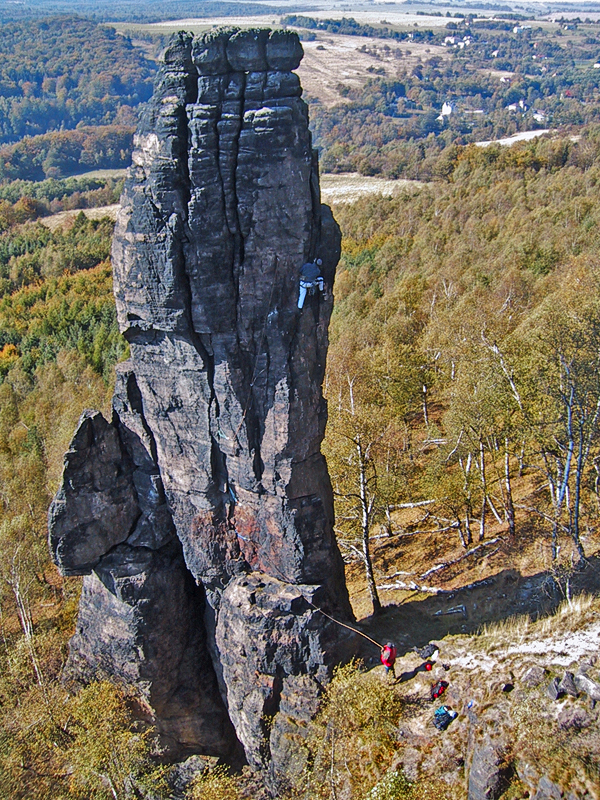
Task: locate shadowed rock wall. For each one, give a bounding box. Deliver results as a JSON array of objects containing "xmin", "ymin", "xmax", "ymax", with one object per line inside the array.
[{"xmin": 49, "ymin": 28, "xmax": 353, "ymax": 774}]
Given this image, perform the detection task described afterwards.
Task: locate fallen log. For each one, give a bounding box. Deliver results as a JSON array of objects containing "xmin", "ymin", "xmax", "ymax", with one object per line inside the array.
[{"xmin": 420, "ymin": 538, "xmax": 502, "ymax": 579}]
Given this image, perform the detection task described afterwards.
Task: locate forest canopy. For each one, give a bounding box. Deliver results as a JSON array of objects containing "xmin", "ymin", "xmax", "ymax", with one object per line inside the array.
[
  {"xmin": 323, "ymin": 127, "xmax": 600, "ymax": 616},
  {"xmin": 0, "ymin": 0, "xmax": 286, "ymax": 24},
  {"xmin": 0, "ymin": 127, "xmax": 133, "ymax": 182},
  {"xmin": 0, "ymin": 16, "xmax": 154, "ymax": 143}
]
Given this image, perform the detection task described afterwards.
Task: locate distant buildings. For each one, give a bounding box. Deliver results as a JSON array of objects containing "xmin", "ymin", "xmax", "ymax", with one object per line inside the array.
[
  {"xmin": 506, "ymin": 99, "xmax": 529, "ymax": 113},
  {"xmin": 443, "ymin": 35, "xmax": 471, "ymax": 49},
  {"xmin": 436, "ymin": 101, "xmax": 453, "ymax": 121}
]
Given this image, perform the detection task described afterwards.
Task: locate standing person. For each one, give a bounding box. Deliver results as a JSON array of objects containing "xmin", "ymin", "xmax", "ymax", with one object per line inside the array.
[
  {"xmin": 297, "ymin": 258, "xmax": 324, "ymax": 309},
  {"xmin": 380, "ymin": 642, "xmax": 397, "ymax": 679}
]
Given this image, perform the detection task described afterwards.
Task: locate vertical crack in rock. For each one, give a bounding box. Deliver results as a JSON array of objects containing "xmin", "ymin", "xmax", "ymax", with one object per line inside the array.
[{"xmin": 49, "ymin": 27, "xmax": 355, "ymax": 777}]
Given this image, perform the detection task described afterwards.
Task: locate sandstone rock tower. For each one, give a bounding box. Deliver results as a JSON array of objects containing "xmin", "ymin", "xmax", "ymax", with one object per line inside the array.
[{"xmin": 48, "ymin": 28, "xmax": 353, "ymax": 774}]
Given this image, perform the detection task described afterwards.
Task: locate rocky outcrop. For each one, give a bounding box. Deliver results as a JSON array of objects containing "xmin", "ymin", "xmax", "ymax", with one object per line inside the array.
[
  {"xmin": 467, "ymin": 738, "xmax": 511, "ymax": 800},
  {"xmin": 48, "ymin": 27, "xmax": 353, "ymax": 771}
]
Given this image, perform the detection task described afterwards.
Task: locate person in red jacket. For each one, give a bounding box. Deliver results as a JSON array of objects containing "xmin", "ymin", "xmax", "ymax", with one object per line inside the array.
[{"xmin": 380, "ymin": 642, "xmax": 397, "ymax": 679}]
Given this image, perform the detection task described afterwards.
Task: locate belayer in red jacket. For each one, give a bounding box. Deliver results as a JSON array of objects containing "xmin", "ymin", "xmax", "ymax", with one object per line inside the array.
[{"xmin": 380, "ymin": 642, "xmax": 397, "ymax": 678}]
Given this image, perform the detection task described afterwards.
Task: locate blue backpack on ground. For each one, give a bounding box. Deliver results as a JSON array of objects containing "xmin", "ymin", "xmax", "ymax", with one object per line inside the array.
[{"xmin": 433, "ymin": 705, "xmax": 457, "ymax": 731}]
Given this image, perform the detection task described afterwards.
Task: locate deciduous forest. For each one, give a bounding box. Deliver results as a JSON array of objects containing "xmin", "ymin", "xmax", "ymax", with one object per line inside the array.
[
  {"xmin": 0, "ymin": 17, "xmax": 154, "ymax": 143},
  {"xmin": 2, "ymin": 10, "xmax": 600, "ymax": 798},
  {"xmin": 2, "ymin": 127, "xmax": 600, "ymax": 795}
]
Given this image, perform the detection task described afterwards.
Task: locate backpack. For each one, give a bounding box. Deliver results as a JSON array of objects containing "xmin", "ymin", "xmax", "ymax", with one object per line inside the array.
[
  {"xmin": 430, "ymin": 680, "xmax": 448, "ymax": 700},
  {"xmin": 433, "ymin": 705, "xmax": 456, "ymax": 731}
]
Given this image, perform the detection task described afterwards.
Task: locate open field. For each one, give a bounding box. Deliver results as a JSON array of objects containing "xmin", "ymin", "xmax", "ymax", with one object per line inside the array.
[
  {"xmin": 114, "ymin": 8, "xmax": 462, "ymax": 34},
  {"xmin": 321, "ymin": 172, "xmax": 424, "ymax": 203},
  {"xmin": 113, "ymin": 20, "xmax": 450, "ymax": 107},
  {"xmin": 476, "ymin": 129, "xmax": 551, "ymax": 147},
  {"xmin": 67, "ymin": 167, "xmax": 127, "ymax": 181},
  {"xmin": 299, "ymin": 34, "xmax": 448, "ymax": 106},
  {"xmin": 39, "ymin": 204, "xmax": 120, "ymax": 231},
  {"xmin": 40, "ymin": 174, "xmax": 421, "ymax": 223}
]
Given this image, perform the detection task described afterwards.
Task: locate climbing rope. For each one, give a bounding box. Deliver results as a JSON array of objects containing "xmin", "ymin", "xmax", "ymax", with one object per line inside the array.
[
  {"xmin": 224, "ymin": 256, "xmax": 386, "ymax": 651},
  {"xmin": 233, "ymin": 525, "xmax": 385, "ymax": 650},
  {"xmin": 305, "ymin": 600, "xmax": 385, "ymax": 650}
]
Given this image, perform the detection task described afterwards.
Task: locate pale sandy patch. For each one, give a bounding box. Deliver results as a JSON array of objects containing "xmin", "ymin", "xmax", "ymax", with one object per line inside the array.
[
  {"xmin": 451, "ymin": 620, "xmax": 600, "ymax": 672},
  {"xmin": 67, "ymin": 168, "xmax": 127, "ymax": 181},
  {"xmin": 476, "ymin": 129, "xmax": 551, "ymax": 147},
  {"xmin": 145, "ymin": 11, "xmax": 460, "ymax": 30}
]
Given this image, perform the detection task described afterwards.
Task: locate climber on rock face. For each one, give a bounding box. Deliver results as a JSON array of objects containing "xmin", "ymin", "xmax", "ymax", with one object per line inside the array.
[{"xmin": 298, "ymin": 258, "xmax": 324, "ymax": 309}]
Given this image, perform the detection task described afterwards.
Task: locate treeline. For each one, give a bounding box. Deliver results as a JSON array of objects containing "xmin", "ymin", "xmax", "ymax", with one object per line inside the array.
[
  {"xmin": 0, "ymin": 126, "xmax": 133, "ymax": 182},
  {"xmin": 0, "ymin": 0, "xmax": 285, "ymax": 24},
  {"xmin": 282, "ymin": 15, "xmax": 438, "ymax": 43},
  {"xmin": 324, "ymin": 128, "xmax": 600, "ymax": 613},
  {"xmin": 0, "ymin": 210, "xmax": 115, "ymax": 298},
  {"xmin": 0, "ymin": 16, "xmax": 154, "ymax": 142},
  {"xmin": 0, "ymin": 175, "xmax": 123, "ymax": 225}
]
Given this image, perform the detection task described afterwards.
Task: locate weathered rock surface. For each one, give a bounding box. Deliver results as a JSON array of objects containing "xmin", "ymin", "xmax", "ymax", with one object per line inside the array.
[
  {"xmin": 557, "ymin": 706, "xmax": 590, "ymax": 731},
  {"xmin": 532, "ymin": 776, "xmax": 564, "ymax": 800},
  {"xmin": 49, "ymin": 410, "xmax": 139, "ymax": 575},
  {"xmin": 573, "ymin": 672, "xmax": 600, "ymax": 702},
  {"xmin": 467, "ymin": 738, "xmax": 510, "ymax": 800},
  {"xmin": 521, "ymin": 665, "xmax": 547, "ymax": 688},
  {"xmin": 49, "ymin": 27, "xmax": 353, "ymax": 771},
  {"xmin": 65, "ymin": 540, "xmax": 241, "ymax": 761},
  {"xmin": 558, "ymin": 671, "xmax": 579, "ymax": 698},
  {"xmin": 546, "ymin": 677, "xmax": 563, "ymax": 701}
]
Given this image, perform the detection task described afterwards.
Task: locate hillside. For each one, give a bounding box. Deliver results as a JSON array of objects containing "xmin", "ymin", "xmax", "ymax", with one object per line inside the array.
[
  {"xmin": 0, "ymin": 128, "xmax": 599, "ymax": 797},
  {"xmin": 324, "ymin": 130, "xmax": 600, "ymax": 620},
  {"xmin": 1, "ymin": 12, "xmax": 600, "ymax": 791}
]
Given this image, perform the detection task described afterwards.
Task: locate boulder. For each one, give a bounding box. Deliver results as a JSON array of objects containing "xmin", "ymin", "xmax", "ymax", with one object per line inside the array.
[
  {"xmin": 521, "ymin": 665, "xmax": 547, "ymax": 688},
  {"xmin": 558, "ymin": 707, "xmax": 591, "ymax": 731},
  {"xmin": 573, "ymin": 673, "xmax": 600, "ymax": 702},
  {"xmin": 558, "ymin": 671, "xmax": 579, "ymax": 698},
  {"xmin": 546, "ymin": 677, "xmax": 563, "ymax": 701},
  {"xmin": 226, "ymin": 28, "xmax": 270, "ymax": 72},
  {"xmin": 266, "ymin": 30, "xmax": 304, "ymax": 71},
  {"xmin": 468, "ymin": 739, "xmax": 510, "ymax": 800}
]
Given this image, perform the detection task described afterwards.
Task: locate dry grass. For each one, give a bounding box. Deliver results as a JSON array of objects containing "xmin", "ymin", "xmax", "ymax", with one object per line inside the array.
[
  {"xmin": 321, "ymin": 173, "xmax": 424, "ymax": 204},
  {"xmin": 67, "ymin": 167, "xmax": 127, "ymax": 181},
  {"xmin": 39, "ymin": 204, "xmax": 120, "ymax": 231},
  {"xmin": 479, "ymin": 593, "xmax": 597, "ymax": 648},
  {"xmin": 538, "ymin": 592, "xmax": 597, "ymax": 635},
  {"xmin": 479, "ymin": 614, "xmax": 533, "ymax": 650}
]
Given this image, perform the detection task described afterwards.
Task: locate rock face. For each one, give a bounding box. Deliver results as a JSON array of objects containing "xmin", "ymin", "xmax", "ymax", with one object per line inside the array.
[{"xmin": 48, "ymin": 28, "xmax": 353, "ymax": 771}]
